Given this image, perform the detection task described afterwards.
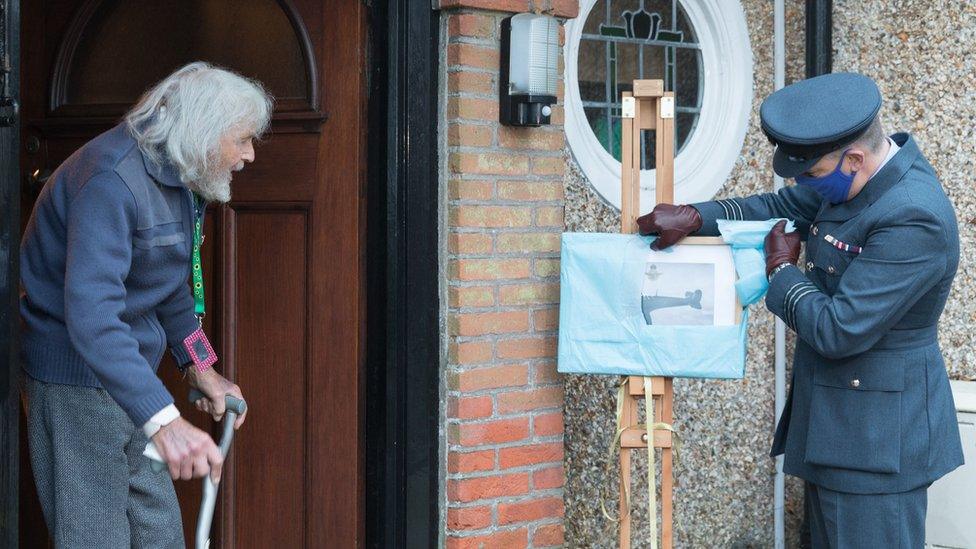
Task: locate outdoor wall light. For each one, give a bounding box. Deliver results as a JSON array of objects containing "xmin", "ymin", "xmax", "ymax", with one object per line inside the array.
[{"xmin": 499, "ymin": 13, "xmax": 559, "ymax": 127}]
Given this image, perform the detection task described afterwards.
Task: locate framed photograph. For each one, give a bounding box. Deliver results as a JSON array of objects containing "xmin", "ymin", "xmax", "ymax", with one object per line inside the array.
[{"xmin": 640, "ymin": 237, "xmax": 738, "ymax": 327}]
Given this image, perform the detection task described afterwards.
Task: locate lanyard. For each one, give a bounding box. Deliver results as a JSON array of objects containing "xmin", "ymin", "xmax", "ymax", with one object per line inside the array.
[{"xmin": 191, "ymin": 193, "xmax": 205, "ymax": 320}]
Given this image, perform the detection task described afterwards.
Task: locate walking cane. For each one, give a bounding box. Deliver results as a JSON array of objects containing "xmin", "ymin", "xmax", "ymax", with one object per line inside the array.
[{"xmin": 144, "ymin": 390, "xmax": 247, "ymax": 549}]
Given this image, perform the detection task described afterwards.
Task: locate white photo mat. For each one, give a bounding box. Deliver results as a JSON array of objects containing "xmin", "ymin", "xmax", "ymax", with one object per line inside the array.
[{"xmin": 641, "ymin": 237, "xmax": 738, "ymax": 327}]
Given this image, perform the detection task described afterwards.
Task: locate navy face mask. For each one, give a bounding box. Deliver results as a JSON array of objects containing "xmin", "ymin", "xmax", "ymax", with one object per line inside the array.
[{"xmin": 795, "ymin": 150, "xmax": 857, "ymax": 204}]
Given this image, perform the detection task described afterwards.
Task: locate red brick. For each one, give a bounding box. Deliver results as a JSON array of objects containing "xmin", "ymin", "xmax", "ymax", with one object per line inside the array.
[
  {"xmin": 548, "ymin": 0, "xmax": 580, "ymax": 18},
  {"xmin": 498, "ymin": 283, "xmax": 560, "ymax": 306},
  {"xmin": 448, "ymin": 13, "xmax": 495, "ymax": 39},
  {"xmin": 532, "ymin": 361, "xmax": 561, "ymax": 384},
  {"xmin": 447, "ymin": 505, "xmax": 493, "ymax": 531},
  {"xmin": 457, "ymin": 417, "xmax": 530, "ymax": 446},
  {"xmin": 439, "ymin": 0, "xmax": 530, "ymax": 14},
  {"xmin": 485, "ymin": 529, "xmax": 529, "ymax": 549},
  {"xmin": 496, "ymin": 336, "xmax": 557, "ymax": 360},
  {"xmin": 533, "ymin": 523, "xmax": 565, "ymax": 546},
  {"xmin": 452, "ymin": 311, "xmax": 530, "ymax": 336},
  {"xmin": 448, "ymin": 449, "xmax": 495, "ymax": 474},
  {"xmin": 534, "ymin": 412, "xmax": 564, "ymax": 436},
  {"xmin": 447, "ymin": 472, "xmax": 530, "ymax": 502},
  {"xmin": 452, "ymin": 258, "xmax": 531, "ymax": 281},
  {"xmin": 496, "ymin": 233, "xmax": 561, "ymax": 254},
  {"xmin": 446, "ymin": 528, "xmax": 529, "ymax": 549},
  {"xmin": 533, "ymin": 465, "xmax": 565, "ymax": 490},
  {"xmin": 448, "ymin": 96, "xmax": 499, "ymax": 122},
  {"xmin": 498, "ymin": 127, "xmax": 565, "ymax": 151},
  {"xmin": 455, "ymin": 364, "xmax": 528, "ymax": 391},
  {"xmin": 498, "ymin": 442, "xmax": 564, "ymax": 468},
  {"xmin": 450, "ymin": 341, "xmax": 492, "ymax": 365},
  {"xmin": 535, "ymin": 206, "xmax": 565, "ymax": 227},
  {"xmin": 533, "ymin": 309, "xmax": 559, "ymax": 332},
  {"xmin": 549, "ymin": 104, "xmax": 565, "ymax": 125},
  {"xmin": 448, "ymin": 123, "xmax": 493, "ymax": 147},
  {"xmin": 448, "ymin": 71, "xmax": 496, "ymax": 95},
  {"xmin": 449, "ymin": 395, "xmax": 493, "ymax": 420},
  {"xmin": 531, "ymin": 156, "xmax": 566, "ymax": 176},
  {"xmin": 446, "ymin": 43, "xmax": 499, "ymax": 71},
  {"xmin": 451, "ymin": 205, "xmax": 532, "ymax": 228},
  {"xmin": 451, "ymin": 153, "xmax": 530, "ymax": 176},
  {"xmin": 497, "ymin": 181, "xmax": 564, "ymax": 201},
  {"xmin": 449, "ymin": 179, "xmax": 494, "ymax": 201},
  {"xmin": 534, "ymin": 258, "xmax": 560, "ymax": 278},
  {"xmin": 496, "ymin": 386, "xmax": 564, "ymax": 413},
  {"xmin": 449, "ymin": 233, "xmax": 493, "ymax": 254},
  {"xmin": 497, "ymin": 497, "xmax": 564, "ymax": 525},
  {"xmin": 449, "ymin": 286, "xmax": 495, "ymax": 308}
]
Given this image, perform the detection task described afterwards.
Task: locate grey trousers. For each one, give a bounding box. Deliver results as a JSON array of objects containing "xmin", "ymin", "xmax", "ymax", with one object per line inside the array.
[
  {"xmin": 26, "ymin": 376, "xmax": 184, "ymax": 549},
  {"xmin": 806, "ymin": 481, "xmax": 928, "ymax": 549}
]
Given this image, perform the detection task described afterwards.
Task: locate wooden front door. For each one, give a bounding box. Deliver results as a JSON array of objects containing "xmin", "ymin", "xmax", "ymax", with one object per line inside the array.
[{"xmin": 18, "ymin": 1, "xmax": 365, "ymax": 546}]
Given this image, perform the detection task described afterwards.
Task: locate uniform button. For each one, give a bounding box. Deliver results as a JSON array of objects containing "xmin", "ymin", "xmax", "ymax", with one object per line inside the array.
[
  {"xmin": 827, "ymin": 266, "xmax": 836, "ymax": 274},
  {"xmin": 807, "ymin": 261, "xmax": 814, "ymax": 270},
  {"xmin": 850, "ymin": 379, "xmax": 860, "ymax": 389},
  {"xmin": 812, "ymin": 225, "xmax": 819, "ymax": 236}
]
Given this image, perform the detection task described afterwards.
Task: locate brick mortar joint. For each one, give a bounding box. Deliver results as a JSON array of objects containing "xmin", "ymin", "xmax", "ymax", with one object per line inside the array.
[
  {"xmin": 447, "ymin": 36, "xmax": 499, "ymax": 47},
  {"xmin": 449, "ymin": 147, "xmax": 568, "ymax": 158},
  {"xmin": 447, "ymin": 490, "xmax": 565, "ymax": 508},
  {"xmin": 438, "ymin": 1, "xmax": 580, "ymax": 20},
  {"xmin": 445, "ymin": 460, "xmax": 566, "ymax": 479}
]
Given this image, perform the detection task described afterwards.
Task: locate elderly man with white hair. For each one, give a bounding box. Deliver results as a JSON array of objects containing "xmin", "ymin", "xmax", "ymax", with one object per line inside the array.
[{"xmin": 20, "ymin": 62, "xmax": 272, "ymax": 547}]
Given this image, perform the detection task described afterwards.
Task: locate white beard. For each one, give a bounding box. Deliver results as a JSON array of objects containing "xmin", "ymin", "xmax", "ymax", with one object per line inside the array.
[{"xmin": 188, "ymin": 164, "xmax": 232, "ymax": 203}]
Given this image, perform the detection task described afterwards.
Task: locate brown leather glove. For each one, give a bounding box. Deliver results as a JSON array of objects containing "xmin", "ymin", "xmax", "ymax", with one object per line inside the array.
[
  {"xmin": 636, "ymin": 204, "xmax": 702, "ymax": 250},
  {"xmin": 764, "ymin": 220, "xmax": 801, "ymax": 276}
]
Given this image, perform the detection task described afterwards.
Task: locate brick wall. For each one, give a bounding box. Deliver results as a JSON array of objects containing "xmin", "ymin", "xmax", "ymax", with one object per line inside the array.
[{"xmin": 441, "ymin": 1, "xmax": 577, "ymax": 547}]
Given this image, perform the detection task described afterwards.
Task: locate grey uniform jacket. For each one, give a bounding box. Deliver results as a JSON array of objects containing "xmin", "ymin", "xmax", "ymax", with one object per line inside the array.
[{"xmin": 692, "ymin": 133, "xmax": 963, "ymax": 494}]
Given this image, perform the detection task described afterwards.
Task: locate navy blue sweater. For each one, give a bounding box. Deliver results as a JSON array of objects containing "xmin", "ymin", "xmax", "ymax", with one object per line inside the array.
[{"xmin": 20, "ymin": 124, "xmax": 203, "ymax": 426}]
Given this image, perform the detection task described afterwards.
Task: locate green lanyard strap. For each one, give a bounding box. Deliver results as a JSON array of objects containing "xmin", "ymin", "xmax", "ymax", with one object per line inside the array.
[{"xmin": 191, "ymin": 193, "xmax": 205, "ymax": 320}]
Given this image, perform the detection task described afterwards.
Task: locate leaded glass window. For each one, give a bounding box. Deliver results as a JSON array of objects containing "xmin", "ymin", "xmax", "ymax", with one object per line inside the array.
[{"xmin": 578, "ymin": 0, "xmax": 703, "ymax": 167}]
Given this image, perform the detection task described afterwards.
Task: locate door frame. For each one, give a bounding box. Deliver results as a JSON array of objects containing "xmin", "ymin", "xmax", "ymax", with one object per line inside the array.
[
  {"xmin": 0, "ymin": 0, "xmax": 443, "ymax": 546},
  {"xmin": 0, "ymin": 0, "xmax": 20, "ymax": 546},
  {"xmin": 364, "ymin": 1, "xmax": 441, "ymax": 547}
]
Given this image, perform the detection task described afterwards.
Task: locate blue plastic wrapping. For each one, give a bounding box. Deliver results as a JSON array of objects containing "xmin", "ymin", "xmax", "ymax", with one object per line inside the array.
[{"xmin": 556, "ymin": 219, "xmax": 794, "ymax": 378}]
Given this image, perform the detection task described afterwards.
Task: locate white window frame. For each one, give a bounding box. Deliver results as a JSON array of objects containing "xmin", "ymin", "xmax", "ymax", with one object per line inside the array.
[{"xmin": 564, "ymin": 0, "xmax": 753, "ymax": 210}]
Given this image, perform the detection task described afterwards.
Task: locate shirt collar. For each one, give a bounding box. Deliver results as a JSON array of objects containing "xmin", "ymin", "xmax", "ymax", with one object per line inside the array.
[{"xmin": 866, "ymin": 136, "xmax": 900, "ymax": 180}]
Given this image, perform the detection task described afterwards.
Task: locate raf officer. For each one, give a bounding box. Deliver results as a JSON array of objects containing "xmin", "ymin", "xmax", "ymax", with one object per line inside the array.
[{"xmin": 638, "ymin": 73, "xmax": 963, "ymax": 546}]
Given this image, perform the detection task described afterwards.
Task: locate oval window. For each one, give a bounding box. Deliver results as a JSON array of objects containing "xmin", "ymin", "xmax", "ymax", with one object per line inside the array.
[{"xmin": 565, "ymin": 0, "xmax": 753, "ymax": 208}]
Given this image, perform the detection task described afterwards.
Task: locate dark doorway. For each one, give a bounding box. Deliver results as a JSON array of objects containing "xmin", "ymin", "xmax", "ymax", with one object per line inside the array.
[{"xmin": 2, "ymin": 0, "xmax": 442, "ymax": 547}]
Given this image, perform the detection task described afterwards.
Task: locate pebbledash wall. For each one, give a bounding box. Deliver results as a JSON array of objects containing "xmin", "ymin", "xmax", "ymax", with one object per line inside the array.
[{"xmin": 438, "ymin": 1, "xmax": 976, "ymax": 547}]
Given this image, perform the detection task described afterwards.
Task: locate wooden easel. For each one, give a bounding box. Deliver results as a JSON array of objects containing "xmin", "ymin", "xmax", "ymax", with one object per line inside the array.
[{"xmin": 618, "ymin": 80, "xmax": 675, "ymax": 549}]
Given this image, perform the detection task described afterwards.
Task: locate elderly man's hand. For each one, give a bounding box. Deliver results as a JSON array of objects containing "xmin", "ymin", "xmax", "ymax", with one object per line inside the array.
[
  {"xmin": 764, "ymin": 220, "xmax": 801, "ymax": 276},
  {"xmin": 152, "ymin": 417, "xmax": 223, "ymax": 482},
  {"xmin": 636, "ymin": 204, "xmax": 702, "ymax": 250},
  {"xmin": 187, "ymin": 368, "xmax": 247, "ymax": 430}
]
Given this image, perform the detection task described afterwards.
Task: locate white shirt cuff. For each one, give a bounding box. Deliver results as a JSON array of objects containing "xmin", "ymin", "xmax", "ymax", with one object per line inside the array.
[{"xmin": 143, "ymin": 404, "xmax": 180, "ymax": 438}]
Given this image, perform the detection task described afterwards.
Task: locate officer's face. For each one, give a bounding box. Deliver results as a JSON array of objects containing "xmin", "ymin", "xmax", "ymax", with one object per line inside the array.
[{"xmin": 801, "ymin": 149, "xmax": 865, "ymax": 179}]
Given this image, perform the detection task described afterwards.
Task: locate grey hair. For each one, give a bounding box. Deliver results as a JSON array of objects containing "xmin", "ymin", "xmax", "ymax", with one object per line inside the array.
[
  {"xmin": 825, "ymin": 116, "xmax": 887, "ymax": 161},
  {"xmin": 125, "ymin": 62, "xmax": 274, "ymax": 183}
]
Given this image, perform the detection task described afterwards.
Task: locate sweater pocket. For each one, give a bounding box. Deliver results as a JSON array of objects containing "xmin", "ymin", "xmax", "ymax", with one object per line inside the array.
[
  {"xmin": 133, "ymin": 222, "xmax": 186, "ymax": 250},
  {"xmin": 140, "ymin": 313, "xmax": 166, "ymax": 369}
]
